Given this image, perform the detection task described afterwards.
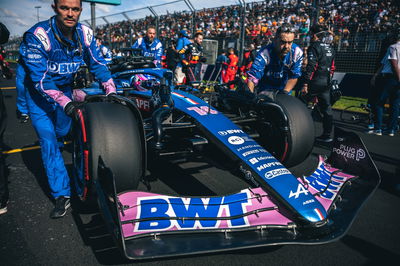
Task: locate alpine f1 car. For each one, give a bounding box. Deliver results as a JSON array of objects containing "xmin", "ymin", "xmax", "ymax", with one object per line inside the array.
[{"xmin": 71, "ymin": 53, "xmax": 381, "ymax": 260}]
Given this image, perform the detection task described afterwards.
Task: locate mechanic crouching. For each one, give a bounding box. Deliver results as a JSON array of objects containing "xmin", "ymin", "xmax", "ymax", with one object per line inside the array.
[
  {"xmin": 301, "ymin": 24, "xmax": 336, "ymax": 143},
  {"xmin": 247, "ymin": 23, "xmax": 303, "ymax": 95},
  {"xmin": 19, "ymin": 0, "xmax": 116, "ymax": 219}
]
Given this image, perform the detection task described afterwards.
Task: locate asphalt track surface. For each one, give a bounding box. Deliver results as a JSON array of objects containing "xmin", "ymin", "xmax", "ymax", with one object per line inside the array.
[{"xmin": 1, "ymin": 77, "xmax": 399, "ymax": 266}]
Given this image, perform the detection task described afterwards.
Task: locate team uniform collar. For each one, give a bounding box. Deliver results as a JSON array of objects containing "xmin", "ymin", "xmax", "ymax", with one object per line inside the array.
[{"xmin": 50, "ymin": 16, "xmax": 80, "ymax": 49}]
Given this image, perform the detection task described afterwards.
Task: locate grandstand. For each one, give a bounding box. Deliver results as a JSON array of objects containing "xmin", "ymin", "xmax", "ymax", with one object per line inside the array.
[{"xmin": 3, "ymin": 0, "xmax": 399, "ymax": 74}]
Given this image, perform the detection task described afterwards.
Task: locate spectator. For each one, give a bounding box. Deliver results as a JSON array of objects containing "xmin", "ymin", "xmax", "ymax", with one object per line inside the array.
[{"xmin": 369, "ymin": 29, "xmax": 400, "ymax": 136}]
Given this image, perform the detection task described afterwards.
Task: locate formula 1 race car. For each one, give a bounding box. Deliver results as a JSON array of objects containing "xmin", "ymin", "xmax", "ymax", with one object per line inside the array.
[{"xmin": 71, "ymin": 54, "xmax": 381, "ymax": 260}]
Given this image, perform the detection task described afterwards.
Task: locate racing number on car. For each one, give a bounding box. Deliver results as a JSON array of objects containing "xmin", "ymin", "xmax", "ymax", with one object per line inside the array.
[{"xmin": 187, "ymin": 106, "xmax": 218, "ymax": 116}]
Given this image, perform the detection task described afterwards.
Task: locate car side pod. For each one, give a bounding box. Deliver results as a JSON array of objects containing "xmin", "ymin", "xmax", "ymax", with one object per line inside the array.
[{"xmin": 94, "ymin": 127, "xmax": 380, "ymax": 260}]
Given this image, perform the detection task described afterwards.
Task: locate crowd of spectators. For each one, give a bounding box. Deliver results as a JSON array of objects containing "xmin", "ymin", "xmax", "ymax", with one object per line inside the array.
[
  {"xmin": 92, "ymin": 0, "xmax": 399, "ymax": 50},
  {"xmin": 4, "ymin": 0, "xmax": 399, "ymax": 55}
]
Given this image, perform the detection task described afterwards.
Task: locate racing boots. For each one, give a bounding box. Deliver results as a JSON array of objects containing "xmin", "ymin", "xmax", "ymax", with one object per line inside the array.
[{"xmin": 50, "ymin": 196, "xmax": 71, "ymax": 219}]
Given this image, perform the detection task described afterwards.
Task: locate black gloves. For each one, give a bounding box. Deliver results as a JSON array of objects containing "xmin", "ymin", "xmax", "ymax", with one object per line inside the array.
[{"xmin": 64, "ymin": 102, "xmax": 81, "ymax": 118}]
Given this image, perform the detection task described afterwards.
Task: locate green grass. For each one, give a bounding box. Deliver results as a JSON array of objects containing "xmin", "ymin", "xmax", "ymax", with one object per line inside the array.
[{"xmin": 333, "ymin": 96, "xmax": 368, "ymax": 113}]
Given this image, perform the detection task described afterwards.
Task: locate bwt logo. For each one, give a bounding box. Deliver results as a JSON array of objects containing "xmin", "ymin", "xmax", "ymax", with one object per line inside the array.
[
  {"xmin": 48, "ymin": 61, "xmax": 81, "ymax": 74},
  {"xmin": 135, "ymin": 193, "xmax": 251, "ymax": 232},
  {"xmin": 217, "ymin": 129, "xmax": 244, "ymax": 136}
]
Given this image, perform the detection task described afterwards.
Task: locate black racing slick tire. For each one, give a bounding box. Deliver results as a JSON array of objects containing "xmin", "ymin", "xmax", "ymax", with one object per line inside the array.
[
  {"xmin": 257, "ymin": 94, "xmax": 315, "ymax": 168},
  {"xmin": 73, "ymin": 102, "xmax": 143, "ymax": 203}
]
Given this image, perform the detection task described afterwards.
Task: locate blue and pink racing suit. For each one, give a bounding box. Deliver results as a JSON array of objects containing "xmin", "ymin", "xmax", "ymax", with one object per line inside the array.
[
  {"xmin": 99, "ymin": 44, "xmax": 112, "ymax": 63},
  {"xmin": 247, "ymin": 43, "xmax": 303, "ymax": 92},
  {"xmin": 132, "ymin": 37, "xmax": 163, "ymax": 68},
  {"xmin": 20, "ymin": 16, "xmax": 116, "ymax": 198},
  {"xmin": 16, "ymin": 62, "xmax": 28, "ymax": 115},
  {"xmin": 175, "ymin": 36, "xmax": 192, "ymax": 68}
]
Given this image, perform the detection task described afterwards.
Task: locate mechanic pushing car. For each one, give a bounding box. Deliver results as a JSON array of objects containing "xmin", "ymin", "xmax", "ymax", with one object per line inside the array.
[
  {"xmin": 132, "ymin": 25, "xmax": 163, "ymax": 68},
  {"xmin": 19, "ymin": 0, "xmax": 116, "ymax": 219},
  {"xmin": 301, "ymin": 24, "xmax": 336, "ymax": 142},
  {"xmin": 247, "ymin": 23, "xmax": 303, "ymax": 94}
]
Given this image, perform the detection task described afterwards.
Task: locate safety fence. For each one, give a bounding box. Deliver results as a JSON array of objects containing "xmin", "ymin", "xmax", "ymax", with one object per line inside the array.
[{"xmin": 3, "ymin": 0, "xmax": 396, "ymax": 75}]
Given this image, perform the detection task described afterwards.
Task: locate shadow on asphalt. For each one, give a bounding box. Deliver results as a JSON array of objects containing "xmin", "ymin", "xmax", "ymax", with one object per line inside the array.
[
  {"xmin": 71, "ymin": 210, "xmax": 130, "ymax": 265},
  {"xmin": 20, "ymin": 144, "xmax": 52, "ymax": 201},
  {"xmin": 341, "ymin": 235, "xmax": 400, "ymax": 263}
]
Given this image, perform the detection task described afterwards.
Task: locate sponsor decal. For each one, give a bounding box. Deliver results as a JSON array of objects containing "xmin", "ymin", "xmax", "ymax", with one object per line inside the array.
[
  {"xmin": 256, "ymin": 162, "xmax": 282, "ymax": 171},
  {"xmin": 121, "ymin": 81, "xmax": 130, "ymax": 87},
  {"xmin": 264, "ymin": 168, "xmax": 291, "ymax": 179},
  {"xmin": 303, "ymin": 199, "xmax": 315, "ymax": 206},
  {"xmin": 48, "ymin": 61, "xmax": 81, "ymax": 74},
  {"xmin": 135, "ymin": 192, "xmax": 251, "ymax": 231},
  {"xmin": 255, "ymin": 155, "xmax": 275, "ymax": 161},
  {"xmin": 217, "ymin": 129, "xmax": 244, "ymax": 136},
  {"xmin": 289, "ymin": 183, "xmax": 309, "ymax": 199},
  {"xmin": 81, "ymin": 25, "xmax": 93, "ymax": 46},
  {"xmin": 332, "ymin": 144, "xmax": 366, "ymax": 161},
  {"xmin": 135, "ymin": 97, "xmax": 150, "ymax": 111},
  {"xmin": 249, "ymin": 158, "xmax": 259, "ymax": 164},
  {"xmin": 237, "ymin": 144, "xmax": 261, "ymax": 152},
  {"xmin": 27, "ymin": 53, "xmax": 42, "ymax": 59},
  {"xmin": 242, "ymin": 149, "xmax": 260, "ymax": 157},
  {"xmin": 187, "ymin": 106, "xmax": 218, "ymax": 115},
  {"xmin": 228, "ymin": 136, "xmax": 245, "ymax": 145},
  {"xmin": 34, "ymin": 27, "xmax": 51, "ymax": 51}
]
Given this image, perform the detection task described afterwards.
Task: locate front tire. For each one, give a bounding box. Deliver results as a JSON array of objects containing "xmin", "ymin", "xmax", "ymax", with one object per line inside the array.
[
  {"xmin": 73, "ymin": 102, "xmax": 144, "ymax": 204},
  {"xmin": 256, "ymin": 94, "xmax": 315, "ymax": 167}
]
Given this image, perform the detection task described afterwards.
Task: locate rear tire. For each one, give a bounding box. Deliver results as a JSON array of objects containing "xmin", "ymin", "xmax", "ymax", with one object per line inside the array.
[
  {"xmin": 256, "ymin": 94, "xmax": 315, "ymax": 167},
  {"xmin": 73, "ymin": 102, "xmax": 143, "ymax": 205}
]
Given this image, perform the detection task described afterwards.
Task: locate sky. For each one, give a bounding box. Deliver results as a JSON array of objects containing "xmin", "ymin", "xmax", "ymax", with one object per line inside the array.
[{"xmin": 0, "ymin": 0, "xmax": 257, "ymax": 37}]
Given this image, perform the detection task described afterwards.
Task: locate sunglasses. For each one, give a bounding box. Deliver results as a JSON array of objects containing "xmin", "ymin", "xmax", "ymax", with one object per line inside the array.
[{"xmin": 278, "ymin": 25, "xmax": 296, "ymax": 34}]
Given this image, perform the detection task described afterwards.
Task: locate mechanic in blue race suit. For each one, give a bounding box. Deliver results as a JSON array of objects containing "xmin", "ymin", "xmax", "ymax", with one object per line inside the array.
[
  {"xmin": 19, "ymin": 0, "xmax": 116, "ymax": 219},
  {"xmin": 132, "ymin": 26, "xmax": 163, "ymax": 68},
  {"xmin": 95, "ymin": 36, "xmax": 112, "ymax": 63},
  {"xmin": 247, "ymin": 23, "xmax": 303, "ymax": 95},
  {"xmin": 16, "ymin": 62, "xmax": 30, "ymax": 123},
  {"xmin": 175, "ymin": 30, "xmax": 192, "ymax": 84}
]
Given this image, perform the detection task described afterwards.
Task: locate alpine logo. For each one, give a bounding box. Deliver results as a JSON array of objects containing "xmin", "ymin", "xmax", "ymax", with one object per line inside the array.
[{"xmin": 289, "ymin": 183, "xmax": 309, "ymax": 199}]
